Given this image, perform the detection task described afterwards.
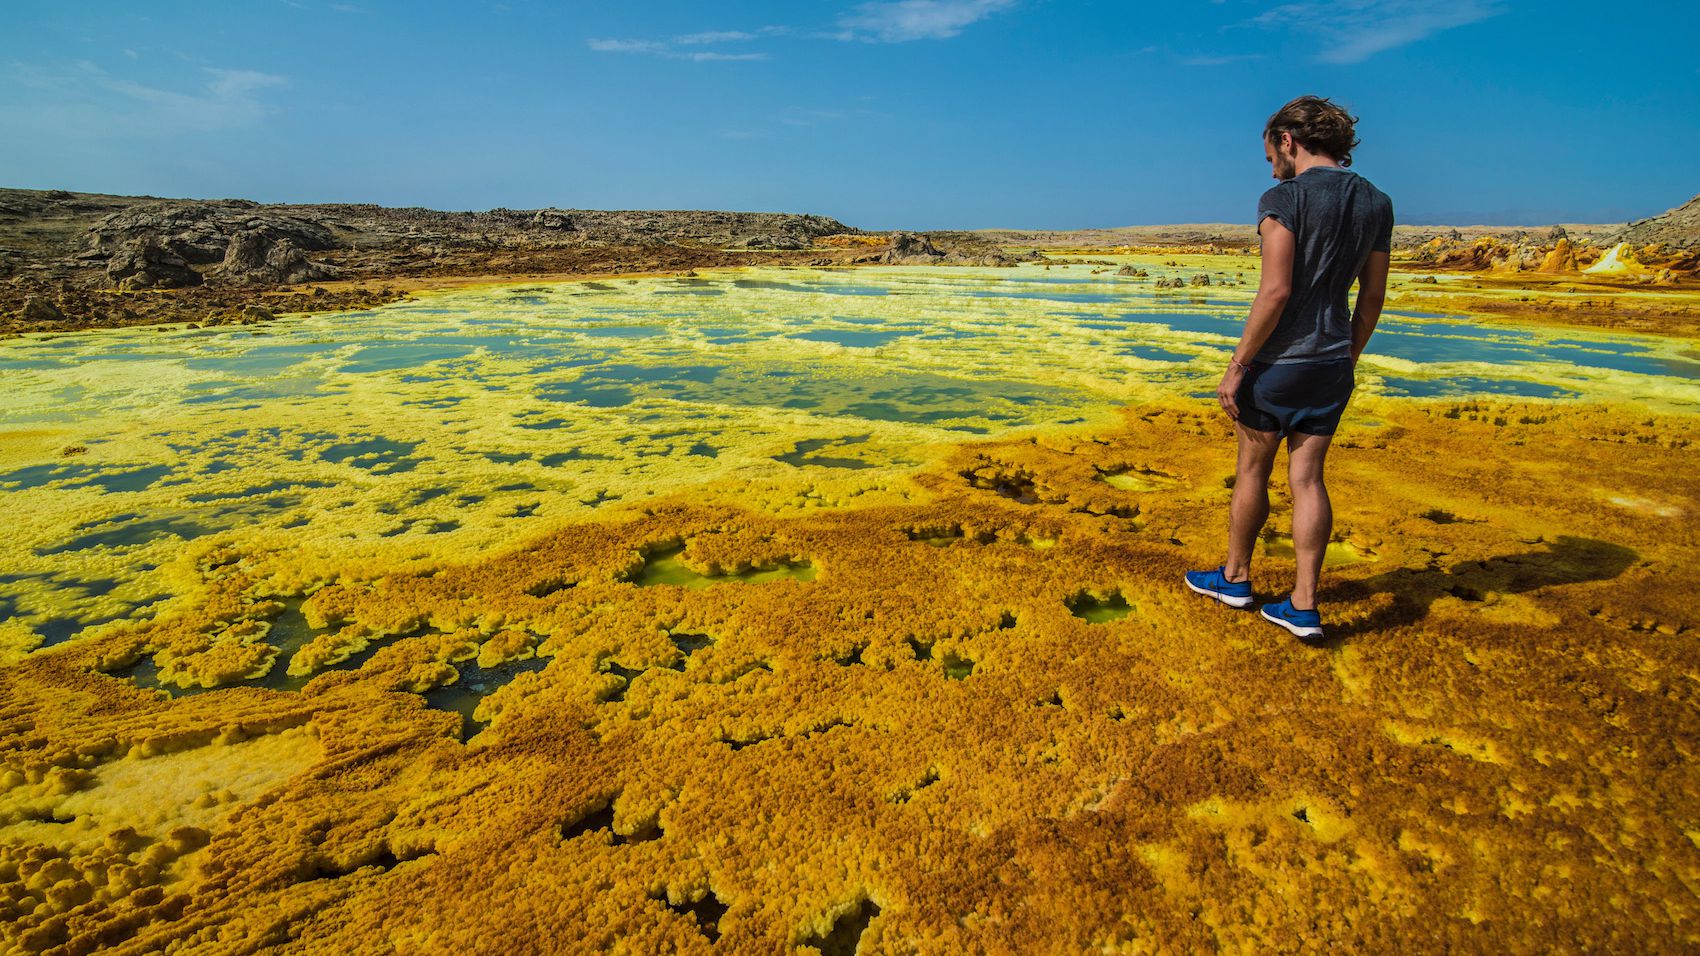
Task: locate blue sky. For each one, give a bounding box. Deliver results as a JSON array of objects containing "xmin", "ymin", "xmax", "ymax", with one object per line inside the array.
[{"xmin": 3, "ymin": 1, "xmax": 1696, "ymax": 229}]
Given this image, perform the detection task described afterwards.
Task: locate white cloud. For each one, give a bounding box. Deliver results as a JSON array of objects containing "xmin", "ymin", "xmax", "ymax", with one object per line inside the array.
[
  {"xmin": 1252, "ymin": 0, "xmax": 1503, "ymax": 64},
  {"xmin": 684, "ymin": 52, "xmax": 768, "ymax": 62},
  {"xmin": 584, "ymin": 38, "xmax": 663, "ymax": 54},
  {"xmin": 1, "ymin": 61, "xmax": 287, "ymax": 137},
  {"xmin": 675, "ymin": 31, "xmax": 756, "ymax": 45},
  {"xmin": 202, "ymin": 68, "xmax": 288, "ymax": 101},
  {"xmin": 586, "ymin": 4, "xmax": 1014, "ymax": 60},
  {"xmin": 586, "ymin": 30, "xmax": 770, "ymax": 61},
  {"xmin": 835, "ymin": 0, "xmax": 1017, "ymax": 42}
]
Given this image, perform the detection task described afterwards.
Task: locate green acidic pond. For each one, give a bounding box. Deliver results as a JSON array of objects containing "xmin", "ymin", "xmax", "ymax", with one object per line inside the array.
[{"xmin": 3, "ymin": 262, "xmax": 1697, "ymax": 646}]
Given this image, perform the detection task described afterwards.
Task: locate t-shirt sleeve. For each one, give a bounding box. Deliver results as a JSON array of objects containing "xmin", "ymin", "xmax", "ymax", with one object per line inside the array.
[
  {"xmin": 1373, "ymin": 195, "xmax": 1394, "ymax": 253},
  {"xmin": 1257, "ymin": 183, "xmax": 1297, "ymax": 234}
]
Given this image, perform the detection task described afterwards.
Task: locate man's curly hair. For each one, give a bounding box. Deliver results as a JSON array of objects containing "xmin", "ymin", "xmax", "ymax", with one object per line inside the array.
[{"xmin": 1264, "ymin": 95, "xmax": 1361, "ymax": 167}]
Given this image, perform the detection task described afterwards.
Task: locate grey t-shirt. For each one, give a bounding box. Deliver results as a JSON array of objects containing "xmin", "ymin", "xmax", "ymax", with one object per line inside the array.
[{"xmin": 1254, "ymin": 166, "xmax": 1394, "ymax": 364}]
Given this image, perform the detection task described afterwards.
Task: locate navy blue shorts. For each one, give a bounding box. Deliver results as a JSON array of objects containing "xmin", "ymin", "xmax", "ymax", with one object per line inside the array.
[{"xmin": 1234, "ymin": 358, "xmax": 1355, "ymax": 436}]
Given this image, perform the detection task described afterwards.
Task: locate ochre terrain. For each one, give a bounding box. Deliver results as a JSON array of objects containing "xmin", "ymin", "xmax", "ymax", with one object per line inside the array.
[{"xmin": 3, "ymin": 394, "xmax": 1697, "ymax": 953}]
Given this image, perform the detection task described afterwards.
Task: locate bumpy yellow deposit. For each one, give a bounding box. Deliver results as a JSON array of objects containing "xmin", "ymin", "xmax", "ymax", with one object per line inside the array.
[{"xmin": 2, "ymin": 259, "xmax": 1698, "ymax": 953}]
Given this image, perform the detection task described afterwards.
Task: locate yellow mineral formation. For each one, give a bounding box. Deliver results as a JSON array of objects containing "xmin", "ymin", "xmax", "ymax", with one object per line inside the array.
[
  {"xmin": 1536, "ymin": 237, "xmax": 1579, "ymax": 273},
  {"xmin": 1583, "ymin": 241, "xmax": 1647, "ymax": 275},
  {"xmin": 3, "ymin": 391, "xmax": 1700, "ymax": 952},
  {"xmin": 3, "ymin": 260, "xmax": 1700, "ymax": 953}
]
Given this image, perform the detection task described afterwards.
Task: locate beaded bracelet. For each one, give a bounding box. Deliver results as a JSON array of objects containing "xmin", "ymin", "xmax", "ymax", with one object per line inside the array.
[{"xmin": 1229, "ymin": 357, "xmax": 1251, "ymax": 371}]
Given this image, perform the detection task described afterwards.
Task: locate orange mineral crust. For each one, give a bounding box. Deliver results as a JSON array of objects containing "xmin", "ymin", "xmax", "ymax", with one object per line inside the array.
[{"xmin": 2, "ymin": 396, "xmax": 1697, "ymax": 953}]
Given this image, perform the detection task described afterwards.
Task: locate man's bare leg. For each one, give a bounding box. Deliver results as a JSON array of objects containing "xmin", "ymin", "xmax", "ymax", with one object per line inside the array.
[
  {"xmin": 1225, "ymin": 422, "xmax": 1282, "ymax": 583},
  {"xmin": 1286, "ymin": 431, "xmax": 1334, "ymax": 609}
]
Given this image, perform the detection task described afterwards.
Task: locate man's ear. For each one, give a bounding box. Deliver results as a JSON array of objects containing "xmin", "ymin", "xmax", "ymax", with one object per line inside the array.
[{"xmin": 1281, "ymin": 131, "xmax": 1295, "ymax": 153}]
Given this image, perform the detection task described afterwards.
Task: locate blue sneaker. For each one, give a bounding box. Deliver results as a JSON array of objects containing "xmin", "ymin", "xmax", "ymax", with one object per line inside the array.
[
  {"xmin": 1260, "ymin": 596, "xmax": 1324, "ymax": 641},
  {"xmin": 1183, "ymin": 566, "xmax": 1253, "ymax": 608}
]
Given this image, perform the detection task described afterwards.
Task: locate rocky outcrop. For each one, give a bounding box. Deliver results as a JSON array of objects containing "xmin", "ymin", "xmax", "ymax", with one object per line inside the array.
[
  {"xmin": 215, "ymin": 230, "xmax": 336, "ymax": 285},
  {"xmin": 550, "ymin": 209, "xmax": 850, "ymax": 246},
  {"xmin": 19, "ymin": 295, "xmax": 66, "ymax": 323},
  {"xmin": 107, "ymin": 238, "xmax": 202, "ymax": 290},
  {"xmin": 84, "ymin": 202, "xmax": 336, "ymax": 265},
  {"xmin": 736, "ymin": 235, "xmax": 813, "ymax": 250},
  {"xmin": 1609, "ymin": 193, "xmax": 1700, "ymax": 251},
  {"xmin": 203, "ymin": 304, "xmax": 277, "ymax": 327},
  {"xmin": 28, "ymin": 192, "xmax": 858, "ymax": 290},
  {"xmin": 81, "ymin": 202, "xmax": 338, "ymax": 289},
  {"xmin": 881, "ymin": 232, "xmax": 945, "ymax": 264},
  {"xmin": 527, "ymin": 209, "xmax": 574, "ymax": 230},
  {"xmin": 873, "ymin": 231, "xmax": 1017, "ymax": 267}
]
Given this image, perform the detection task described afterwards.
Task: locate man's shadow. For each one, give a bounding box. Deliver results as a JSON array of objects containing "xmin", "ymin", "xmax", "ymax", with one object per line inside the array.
[{"xmin": 1320, "ymin": 535, "xmax": 1638, "ymax": 645}]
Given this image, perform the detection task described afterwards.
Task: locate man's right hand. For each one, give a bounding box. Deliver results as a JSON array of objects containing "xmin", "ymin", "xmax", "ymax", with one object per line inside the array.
[{"xmin": 1217, "ymin": 362, "xmax": 1246, "ymax": 421}]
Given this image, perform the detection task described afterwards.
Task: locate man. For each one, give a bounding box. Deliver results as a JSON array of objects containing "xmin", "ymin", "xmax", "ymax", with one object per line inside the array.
[{"xmin": 1183, "ymin": 95, "xmax": 1393, "ymax": 643}]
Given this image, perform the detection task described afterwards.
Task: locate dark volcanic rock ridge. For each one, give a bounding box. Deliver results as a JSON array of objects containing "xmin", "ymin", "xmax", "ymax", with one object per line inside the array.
[{"xmin": 0, "ymin": 188, "xmax": 873, "ymax": 334}]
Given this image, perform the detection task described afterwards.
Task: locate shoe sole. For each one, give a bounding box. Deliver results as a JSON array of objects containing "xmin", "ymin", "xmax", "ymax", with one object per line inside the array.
[
  {"xmin": 1185, "ymin": 578, "xmax": 1253, "ymax": 608},
  {"xmin": 1260, "ymin": 607, "xmax": 1324, "ymax": 640}
]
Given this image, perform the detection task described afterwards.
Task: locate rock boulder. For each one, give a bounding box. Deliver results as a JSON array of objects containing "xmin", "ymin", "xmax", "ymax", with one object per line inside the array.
[
  {"xmin": 528, "ymin": 209, "xmax": 574, "ymax": 230},
  {"xmin": 215, "ymin": 230, "xmax": 336, "ymax": 285},
  {"xmin": 107, "ymin": 238, "xmax": 202, "ymax": 290},
  {"xmin": 20, "ymin": 295, "xmax": 68, "ymax": 323},
  {"xmin": 882, "ymin": 232, "xmax": 946, "ymax": 264}
]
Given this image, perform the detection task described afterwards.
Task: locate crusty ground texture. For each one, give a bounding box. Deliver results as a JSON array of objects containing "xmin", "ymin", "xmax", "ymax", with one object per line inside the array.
[{"xmin": 3, "ymin": 394, "xmax": 1697, "ymax": 954}]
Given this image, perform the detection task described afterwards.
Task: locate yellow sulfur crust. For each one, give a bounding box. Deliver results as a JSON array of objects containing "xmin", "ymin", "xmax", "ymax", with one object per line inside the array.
[{"xmin": 2, "ymin": 386, "xmax": 1698, "ymax": 952}]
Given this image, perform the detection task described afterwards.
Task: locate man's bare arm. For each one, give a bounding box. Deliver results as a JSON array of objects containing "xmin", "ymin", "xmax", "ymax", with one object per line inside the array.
[
  {"xmin": 1349, "ymin": 251, "xmax": 1389, "ymax": 364},
  {"xmin": 1232, "ymin": 218, "xmax": 1295, "ymax": 365},
  {"xmin": 1217, "ymin": 216, "xmax": 1294, "ymax": 420}
]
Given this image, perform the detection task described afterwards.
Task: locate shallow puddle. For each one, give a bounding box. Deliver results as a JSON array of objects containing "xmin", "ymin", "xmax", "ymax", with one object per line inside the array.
[
  {"xmin": 629, "ymin": 544, "xmax": 818, "ymax": 588},
  {"xmin": 1096, "ymin": 467, "xmax": 1178, "ymax": 492},
  {"xmin": 791, "ymin": 328, "xmax": 907, "ymax": 348},
  {"xmin": 774, "ymin": 435, "xmax": 878, "ymax": 469},
  {"xmin": 423, "ymin": 655, "xmax": 552, "ymax": 739},
  {"xmin": 1381, "ymin": 376, "xmax": 1579, "ymax": 399},
  {"xmin": 1120, "ymin": 345, "xmax": 1195, "ymax": 363},
  {"xmin": 1259, "ymin": 533, "xmax": 1369, "ymax": 567},
  {"xmin": 109, "ymin": 595, "xmax": 366, "ymax": 695},
  {"xmin": 1068, "ymin": 591, "xmax": 1135, "ymax": 623}
]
